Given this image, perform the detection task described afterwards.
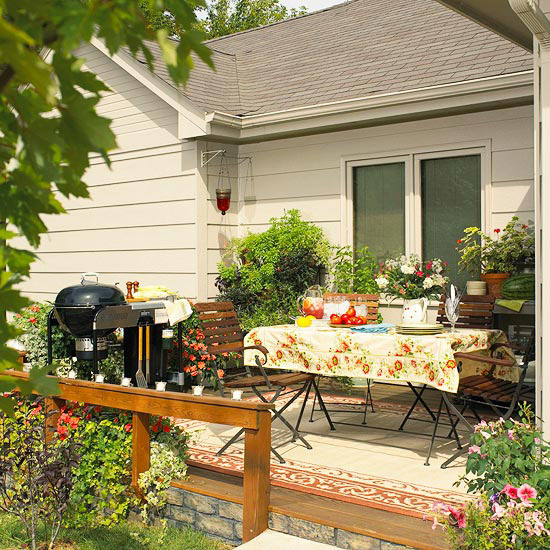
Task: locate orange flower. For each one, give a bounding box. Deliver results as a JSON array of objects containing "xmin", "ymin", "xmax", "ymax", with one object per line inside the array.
[
  {"xmin": 276, "ymin": 350, "xmax": 283, "ymax": 359},
  {"xmin": 394, "ymin": 360, "xmax": 403, "ymax": 370},
  {"xmin": 217, "ymin": 369, "xmax": 225, "ymax": 379},
  {"xmin": 332, "ymin": 356, "xmax": 338, "ymax": 366}
]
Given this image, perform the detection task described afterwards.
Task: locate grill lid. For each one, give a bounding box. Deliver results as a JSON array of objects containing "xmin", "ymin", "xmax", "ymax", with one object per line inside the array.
[{"xmin": 54, "ymin": 272, "xmax": 126, "ymax": 308}]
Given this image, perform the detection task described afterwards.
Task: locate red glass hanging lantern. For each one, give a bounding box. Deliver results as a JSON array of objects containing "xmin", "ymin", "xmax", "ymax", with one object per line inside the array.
[{"xmin": 216, "ymin": 188, "xmax": 231, "ymax": 215}]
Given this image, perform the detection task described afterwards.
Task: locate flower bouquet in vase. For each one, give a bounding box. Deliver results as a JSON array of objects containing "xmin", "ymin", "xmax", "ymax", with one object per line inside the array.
[{"xmin": 375, "ymin": 254, "xmax": 448, "ymax": 324}]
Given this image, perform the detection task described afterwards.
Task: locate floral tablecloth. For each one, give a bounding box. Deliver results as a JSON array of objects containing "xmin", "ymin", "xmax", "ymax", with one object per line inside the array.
[{"xmin": 244, "ymin": 325, "xmax": 517, "ymax": 394}]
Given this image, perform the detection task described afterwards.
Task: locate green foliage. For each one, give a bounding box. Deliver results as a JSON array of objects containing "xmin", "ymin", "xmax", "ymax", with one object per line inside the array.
[
  {"xmin": 435, "ymin": 406, "xmax": 550, "ymax": 549},
  {"xmin": 326, "ymin": 246, "xmax": 379, "ymax": 294},
  {"xmin": 60, "ymin": 404, "xmax": 190, "ymax": 529},
  {"xmin": 458, "ymin": 406, "xmax": 550, "ymax": 503},
  {"xmin": 457, "ymin": 216, "xmax": 535, "ymax": 277},
  {"xmin": 198, "ymin": 0, "xmax": 308, "ymax": 39},
  {"xmin": 215, "ymin": 210, "xmax": 331, "ymax": 331},
  {"xmin": 0, "ymin": 397, "xmax": 80, "ymax": 550},
  {"xmin": 0, "ymin": 513, "xmax": 232, "ymax": 550},
  {"xmin": 0, "ymin": 0, "xmax": 212, "ymax": 412},
  {"xmin": 443, "ymin": 493, "xmax": 550, "ymax": 550}
]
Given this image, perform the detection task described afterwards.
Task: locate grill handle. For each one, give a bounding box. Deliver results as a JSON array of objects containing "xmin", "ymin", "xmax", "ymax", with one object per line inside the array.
[{"xmin": 81, "ymin": 272, "xmax": 100, "ymax": 285}]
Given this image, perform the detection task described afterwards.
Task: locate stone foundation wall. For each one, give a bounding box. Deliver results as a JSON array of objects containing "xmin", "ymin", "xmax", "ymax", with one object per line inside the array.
[{"xmin": 164, "ymin": 485, "xmax": 414, "ymax": 549}]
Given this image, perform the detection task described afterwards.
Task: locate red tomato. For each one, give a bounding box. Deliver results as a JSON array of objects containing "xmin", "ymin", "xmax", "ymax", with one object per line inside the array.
[
  {"xmin": 352, "ymin": 317, "xmax": 363, "ymax": 325},
  {"xmin": 330, "ymin": 314, "xmax": 342, "ymax": 324},
  {"xmin": 358, "ymin": 316, "xmax": 367, "ymax": 325},
  {"xmin": 340, "ymin": 314, "xmax": 350, "ymax": 324},
  {"xmin": 346, "ymin": 307, "xmax": 356, "ymax": 317},
  {"xmin": 346, "ymin": 317, "xmax": 356, "ymax": 325}
]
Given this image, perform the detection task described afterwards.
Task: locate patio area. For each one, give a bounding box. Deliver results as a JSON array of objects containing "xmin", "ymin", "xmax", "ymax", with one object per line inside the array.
[{"xmin": 179, "ymin": 381, "xmax": 475, "ymax": 520}]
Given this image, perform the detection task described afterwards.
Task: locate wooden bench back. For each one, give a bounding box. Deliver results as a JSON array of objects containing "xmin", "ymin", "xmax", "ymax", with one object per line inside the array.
[
  {"xmin": 323, "ymin": 293, "xmax": 379, "ymax": 324},
  {"xmin": 194, "ymin": 301, "xmax": 244, "ymax": 356},
  {"xmin": 436, "ymin": 294, "xmax": 495, "ymax": 329}
]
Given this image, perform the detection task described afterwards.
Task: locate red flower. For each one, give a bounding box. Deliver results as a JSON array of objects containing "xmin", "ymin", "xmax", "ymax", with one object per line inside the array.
[
  {"xmin": 522, "ymin": 224, "xmax": 528, "ymax": 229},
  {"xmin": 125, "ymin": 424, "xmax": 132, "ymax": 433},
  {"xmin": 163, "ymin": 425, "xmax": 170, "ymax": 433},
  {"xmin": 415, "ymin": 271, "xmax": 424, "ymax": 277},
  {"xmin": 429, "ymin": 370, "xmax": 435, "ymax": 381},
  {"xmin": 494, "ymin": 228, "xmax": 501, "ymax": 234},
  {"xmin": 152, "ymin": 424, "xmax": 159, "ymax": 433},
  {"xmin": 332, "ymin": 356, "xmax": 338, "ymax": 366},
  {"xmin": 456, "ymin": 239, "xmax": 462, "ymax": 244},
  {"xmin": 28, "ymin": 317, "xmax": 37, "ymax": 324},
  {"xmin": 394, "ymin": 360, "xmax": 403, "ymax": 370},
  {"xmin": 94, "ymin": 406, "xmax": 101, "ymax": 413},
  {"xmin": 426, "ymin": 261, "xmax": 432, "ymax": 270},
  {"xmin": 113, "ymin": 417, "xmax": 119, "ymax": 424}
]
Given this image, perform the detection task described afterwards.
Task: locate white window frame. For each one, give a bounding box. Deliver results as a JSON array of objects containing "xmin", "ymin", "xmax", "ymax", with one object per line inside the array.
[{"xmin": 341, "ymin": 141, "xmax": 492, "ymax": 255}]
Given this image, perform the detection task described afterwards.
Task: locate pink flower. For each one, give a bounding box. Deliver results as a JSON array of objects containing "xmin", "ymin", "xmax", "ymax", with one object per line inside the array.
[
  {"xmin": 501, "ymin": 484, "xmax": 518, "ymax": 499},
  {"xmin": 492, "ymin": 502, "xmax": 506, "ymax": 519},
  {"xmin": 468, "ymin": 445, "xmax": 481, "ymax": 455},
  {"xmin": 507, "ymin": 429, "xmax": 515, "ymax": 441},
  {"xmin": 426, "ymin": 261, "xmax": 433, "ymax": 270},
  {"xmin": 415, "ymin": 271, "xmax": 424, "ymax": 277},
  {"xmin": 518, "ymin": 484, "xmax": 537, "ymax": 504},
  {"xmin": 448, "ymin": 506, "xmax": 466, "ymax": 528}
]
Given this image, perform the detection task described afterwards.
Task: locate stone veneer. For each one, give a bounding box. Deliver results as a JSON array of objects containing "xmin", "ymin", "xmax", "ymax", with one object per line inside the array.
[{"xmin": 164, "ymin": 486, "xmax": 415, "ymax": 549}]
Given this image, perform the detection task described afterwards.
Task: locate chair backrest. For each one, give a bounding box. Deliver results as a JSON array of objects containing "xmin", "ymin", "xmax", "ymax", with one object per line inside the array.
[
  {"xmin": 193, "ymin": 301, "xmax": 244, "ymax": 356},
  {"xmin": 323, "ymin": 293, "xmax": 379, "ymax": 324},
  {"xmin": 436, "ymin": 294, "xmax": 495, "ymax": 329}
]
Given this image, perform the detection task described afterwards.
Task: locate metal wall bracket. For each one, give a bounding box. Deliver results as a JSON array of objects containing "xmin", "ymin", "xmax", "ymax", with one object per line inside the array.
[{"xmin": 201, "ymin": 149, "xmax": 226, "ymax": 167}]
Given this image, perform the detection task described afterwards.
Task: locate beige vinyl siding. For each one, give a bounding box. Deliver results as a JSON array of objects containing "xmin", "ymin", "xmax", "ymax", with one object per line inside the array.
[{"xmin": 20, "ymin": 44, "xmax": 199, "ymax": 302}]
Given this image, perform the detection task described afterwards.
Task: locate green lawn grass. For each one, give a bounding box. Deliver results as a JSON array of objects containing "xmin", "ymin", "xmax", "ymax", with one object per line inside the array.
[{"xmin": 0, "ymin": 514, "xmax": 232, "ymax": 550}]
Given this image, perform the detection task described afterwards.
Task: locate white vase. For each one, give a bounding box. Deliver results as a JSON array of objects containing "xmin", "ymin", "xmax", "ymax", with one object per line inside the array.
[{"xmin": 402, "ymin": 298, "xmax": 428, "ymax": 324}]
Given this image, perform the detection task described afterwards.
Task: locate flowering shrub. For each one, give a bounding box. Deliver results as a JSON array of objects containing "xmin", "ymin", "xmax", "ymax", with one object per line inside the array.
[
  {"xmin": 55, "ymin": 402, "xmax": 190, "ymax": 528},
  {"xmin": 433, "ymin": 407, "xmax": 550, "ymax": 549},
  {"xmin": 171, "ymin": 312, "xmax": 237, "ymax": 385},
  {"xmin": 375, "ymin": 254, "xmax": 448, "ymax": 300},
  {"xmin": 459, "ymin": 409, "xmax": 550, "ymax": 499},
  {"xmin": 0, "ymin": 396, "xmax": 80, "ymax": 550},
  {"xmin": 457, "ymin": 216, "xmax": 535, "ymax": 276}
]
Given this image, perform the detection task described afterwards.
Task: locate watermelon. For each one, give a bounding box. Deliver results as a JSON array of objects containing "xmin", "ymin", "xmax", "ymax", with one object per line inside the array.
[{"xmin": 501, "ymin": 273, "xmax": 535, "ymax": 300}]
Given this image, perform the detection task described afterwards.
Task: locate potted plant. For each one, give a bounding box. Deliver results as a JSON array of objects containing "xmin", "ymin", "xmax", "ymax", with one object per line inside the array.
[
  {"xmin": 375, "ymin": 254, "xmax": 448, "ymax": 323},
  {"xmin": 456, "ymin": 217, "xmax": 534, "ymax": 298}
]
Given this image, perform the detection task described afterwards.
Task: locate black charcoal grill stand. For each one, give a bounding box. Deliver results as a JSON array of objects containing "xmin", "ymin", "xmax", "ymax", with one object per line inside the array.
[{"xmin": 48, "ymin": 303, "xmax": 183, "ymax": 387}]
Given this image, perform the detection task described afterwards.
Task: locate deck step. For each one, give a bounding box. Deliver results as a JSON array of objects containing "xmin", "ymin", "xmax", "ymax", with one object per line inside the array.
[{"xmin": 236, "ymin": 530, "xmax": 338, "ymax": 549}]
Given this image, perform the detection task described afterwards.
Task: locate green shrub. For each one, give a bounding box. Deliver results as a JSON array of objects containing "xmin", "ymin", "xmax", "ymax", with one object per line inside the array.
[
  {"xmin": 215, "ymin": 210, "xmax": 332, "ymax": 331},
  {"xmin": 326, "ymin": 245, "xmax": 379, "ymax": 294}
]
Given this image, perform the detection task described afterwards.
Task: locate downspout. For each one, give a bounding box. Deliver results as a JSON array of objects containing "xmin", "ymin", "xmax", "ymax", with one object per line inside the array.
[{"xmin": 509, "ymin": 0, "xmax": 550, "ymax": 431}]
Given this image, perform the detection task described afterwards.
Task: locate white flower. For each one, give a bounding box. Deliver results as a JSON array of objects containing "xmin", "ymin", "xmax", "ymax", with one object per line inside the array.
[
  {"xmin": 423, "ymin": 277, "xmax": 434, "ymax": 289},
  {"xmin": 376, "ymin": 277, "xmax": 389, "ymax": 289},
  {"xmin": 401, "ymin": 264, "xmax": 415, "ymax": 274}
]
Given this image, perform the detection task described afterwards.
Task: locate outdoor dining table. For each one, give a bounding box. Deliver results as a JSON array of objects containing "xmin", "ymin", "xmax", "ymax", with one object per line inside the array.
[
  {"xmin": 243, "ymin": 324, "xmax": 518, "ymax": 465},
  {"xmin": 243, "ymin": 324, "xmax": 517, "ymax": 394}
]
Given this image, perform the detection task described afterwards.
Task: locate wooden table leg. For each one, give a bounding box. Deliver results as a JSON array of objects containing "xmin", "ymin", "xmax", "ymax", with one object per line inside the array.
[{"xmin": 242, "ymin": 410, "xmax": 271, "ymax": 543}]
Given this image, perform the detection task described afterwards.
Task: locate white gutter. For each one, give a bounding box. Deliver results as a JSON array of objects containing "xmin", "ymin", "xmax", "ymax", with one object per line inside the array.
[
  {"xmin": 205, "ymin": 71, "xmax": 533, "ymax": 130},
  {"xmin": 509, "ymin": 0, "xmax": 550, "ymax": 49}
]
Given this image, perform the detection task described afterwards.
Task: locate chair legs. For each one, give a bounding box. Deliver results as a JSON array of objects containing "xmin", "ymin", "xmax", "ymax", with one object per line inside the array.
[
  {"xmin": 295, "ymin": 377, "xmax": 335, "ymax": 434},
  {"xmin": 216, "ymin": 378, "xmax": 324, "ymax": 464}
]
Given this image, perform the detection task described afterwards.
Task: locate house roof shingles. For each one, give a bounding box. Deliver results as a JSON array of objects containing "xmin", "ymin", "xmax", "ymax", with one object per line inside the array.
[{"xmin": 136, "ymin": 0, "xmax": 532, "ymax": 116}]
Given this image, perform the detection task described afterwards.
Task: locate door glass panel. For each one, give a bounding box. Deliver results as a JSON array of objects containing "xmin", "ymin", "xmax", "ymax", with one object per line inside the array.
[
  {"xmin": 353, "ymin": 163, "xmax": 406, "ymax": 264},
  {"xmin": 421, "ymin": 155, "xmax": 481, "ymax": 289}
]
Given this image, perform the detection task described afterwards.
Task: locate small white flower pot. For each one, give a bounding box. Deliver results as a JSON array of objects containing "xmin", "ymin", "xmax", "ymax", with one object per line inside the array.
[
  {"xmin": 155, "ymin": 381, "xmax": 167, "ymax": 392},
  {"xmin": 94, "ymin": 373, "xmax": 105, "ymax": 384},
  {"xmin": 120, "ymin": 377, "xmax": 132, "ymax": 387},
  {"xmin": 192, "ymin": 385, "xmax": 204, "ymax": 396},
  {"xmin": 231, "ymin": 389, "xmax": 243, "ymax": 401},
  {"xmin": 466, "ymin": 281, "xmax": 487, "ymax": 295}
]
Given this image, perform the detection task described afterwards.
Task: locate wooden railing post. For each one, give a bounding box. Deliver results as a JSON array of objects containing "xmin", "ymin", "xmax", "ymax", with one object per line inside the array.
[
  {"xmin": 132, "ymin": 411, "xmax": 150, "ymax": 495},
  {"xmin": 44, "ymin": 397, "xmax": 64, "ymax": 444},
  {"xmin": 242, "ymin": 409, "xmax": 271, "ymax": 543}
]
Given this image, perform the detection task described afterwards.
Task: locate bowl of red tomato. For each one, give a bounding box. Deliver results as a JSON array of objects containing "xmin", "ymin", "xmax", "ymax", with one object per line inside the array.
[{"xmin": 329, "ymin": 307, "xmax": 368, "ymax": 328}]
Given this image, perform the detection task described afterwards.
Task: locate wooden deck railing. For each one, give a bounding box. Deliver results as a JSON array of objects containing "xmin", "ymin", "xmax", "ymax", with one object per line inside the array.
[{"xmin": 8, "ymin": 371, "xmax": 273, "ymax": 543}]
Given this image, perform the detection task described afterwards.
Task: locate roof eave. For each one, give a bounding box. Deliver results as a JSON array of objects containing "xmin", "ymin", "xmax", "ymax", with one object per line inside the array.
[{"xmin": 205, "ymin": 71, "xmax": 534, "ymax": 142}]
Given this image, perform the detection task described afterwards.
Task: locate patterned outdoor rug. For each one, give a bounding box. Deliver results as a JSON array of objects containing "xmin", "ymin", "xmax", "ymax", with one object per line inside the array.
[{"xmin": 175, "ymin": 393, "xmax": 472, "ymax": 520}]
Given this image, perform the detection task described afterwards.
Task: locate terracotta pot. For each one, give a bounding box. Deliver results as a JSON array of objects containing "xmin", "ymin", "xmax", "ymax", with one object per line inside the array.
[{"xmin": 481, "ymin": 273, "xmax": 510, "ymax": 298}]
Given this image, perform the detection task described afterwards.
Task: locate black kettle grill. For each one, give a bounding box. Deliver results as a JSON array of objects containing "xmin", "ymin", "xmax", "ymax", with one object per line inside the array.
[
  {"xmin": 52, "ymin": 272, "xmax": 126, "ymax": 360},
  {"xmin": 48, "ymin": 273, "xmax": 183, "ymax": 386}
]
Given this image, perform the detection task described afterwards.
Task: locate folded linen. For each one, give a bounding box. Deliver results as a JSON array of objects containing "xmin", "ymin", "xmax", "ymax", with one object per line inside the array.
[
  {"xmin": 351, "ymin": 323, "xmax": 395, "ymax": 334},
  {"xmin": 160, "ymin": 298, "xmax": 193, "ymax": 325}
]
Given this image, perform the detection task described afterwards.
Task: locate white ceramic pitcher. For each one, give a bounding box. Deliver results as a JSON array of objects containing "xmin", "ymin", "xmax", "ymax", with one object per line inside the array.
[{"xmin": 402, "ymin": 298, "xmax": 428, "ymax": 324}]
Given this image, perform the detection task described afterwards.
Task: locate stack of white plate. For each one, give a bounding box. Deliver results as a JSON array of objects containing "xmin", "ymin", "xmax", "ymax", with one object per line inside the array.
[{"xmin": 395, "ymin": 323, "xmax": 444, "ymax": 335}]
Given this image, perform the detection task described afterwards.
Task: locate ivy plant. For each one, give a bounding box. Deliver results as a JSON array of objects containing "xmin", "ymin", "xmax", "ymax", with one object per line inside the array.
[{"xmin": 0, "ymin": 0, "xmax": 212, "ymax": 413}]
